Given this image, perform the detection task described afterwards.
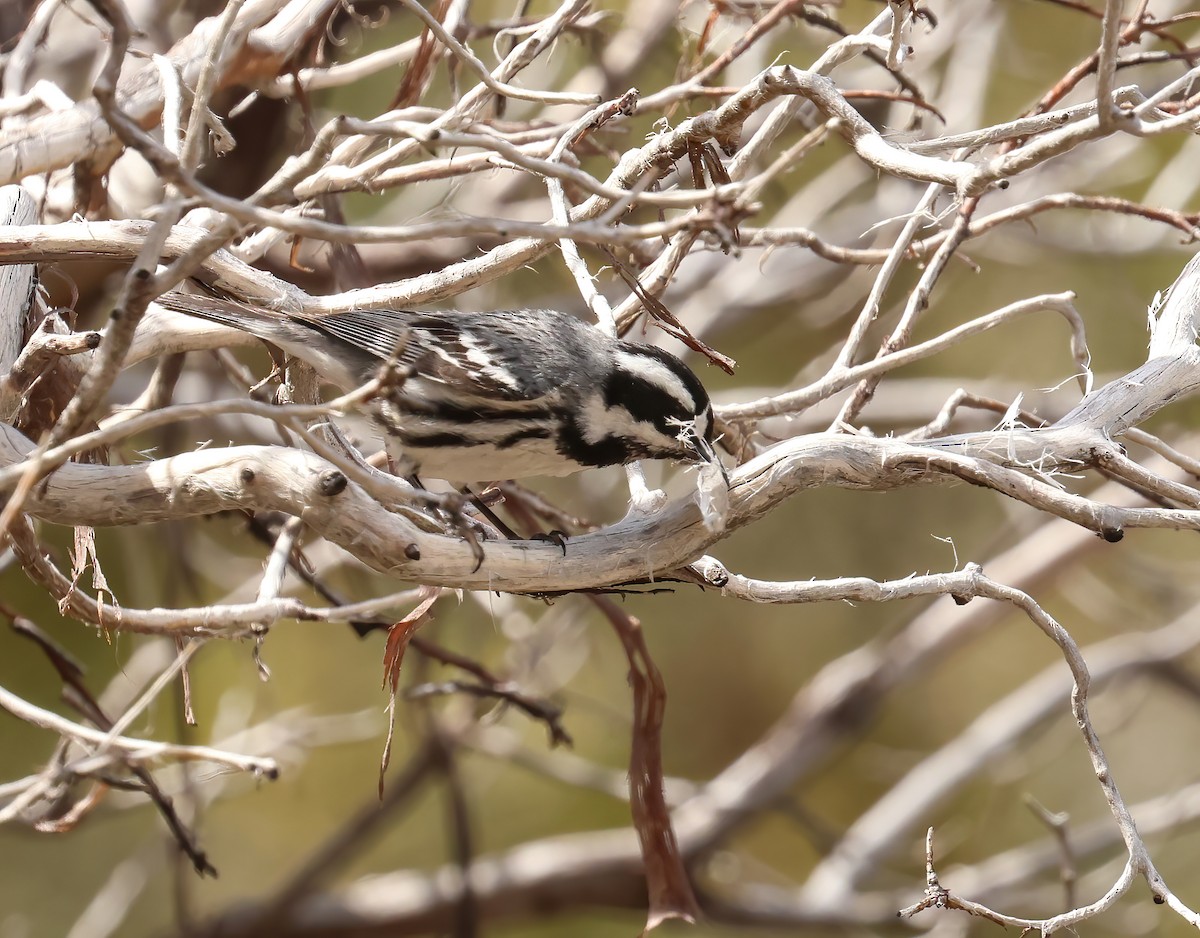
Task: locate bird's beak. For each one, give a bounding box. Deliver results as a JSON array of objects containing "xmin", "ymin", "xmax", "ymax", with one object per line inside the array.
[{"xmin": 691, "ymin": 432, "xmax": 729, "ymax": 487}]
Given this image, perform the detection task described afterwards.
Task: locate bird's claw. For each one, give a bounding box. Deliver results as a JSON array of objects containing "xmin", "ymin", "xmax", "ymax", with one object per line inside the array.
[
  {"xmin": 530, "ymin": 529, "xmax": 569, "ymax": 556},
  {"xmin": 432, "ymin": 490, "xmax": 489, "ymax": 571}
]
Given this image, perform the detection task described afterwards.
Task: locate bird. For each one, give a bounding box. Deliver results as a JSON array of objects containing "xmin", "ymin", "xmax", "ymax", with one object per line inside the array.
[{"xmin": 155, "ymin": 292, "xmax": 720, "ymax": 483}]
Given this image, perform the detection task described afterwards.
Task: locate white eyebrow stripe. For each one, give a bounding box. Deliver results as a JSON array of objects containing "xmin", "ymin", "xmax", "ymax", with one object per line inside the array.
[{"xmin": 613, "ymin": 351, "xmax": 695, "ymax": 409}]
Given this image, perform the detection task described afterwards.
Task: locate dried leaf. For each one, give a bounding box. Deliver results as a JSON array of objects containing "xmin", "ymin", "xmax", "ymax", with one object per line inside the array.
[
  {"xmin": 687, "ymin": 139, "xmax": 707, "ymax": 190},
  {"xmin": 696, "ymin": 4, "xmax": 720, "ymax": 57},
  {"xmin": 390, "ymin": 0, "xmax": 452, "ymax": 110},
  {"xmin": 70, "ymin": 526, "xmax": 119, "ymax": 634},
  {"xmin": 605, "ymin": 248, "xmax": 737, "ymax": 375},
  {"xmin": 379, "ymin": 587, "xmax": 441, "ymax": 798}
]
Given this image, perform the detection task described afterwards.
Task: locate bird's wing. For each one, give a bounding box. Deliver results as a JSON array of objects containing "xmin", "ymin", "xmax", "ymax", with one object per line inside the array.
[{"xmin": 316, "ymin": 311, "xmax": 568, "ymax": 405}]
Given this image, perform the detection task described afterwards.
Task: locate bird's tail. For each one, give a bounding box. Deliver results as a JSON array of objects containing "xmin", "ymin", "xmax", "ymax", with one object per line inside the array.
[
  {"xmin": 153, "ymin": 292, "xmax": 291, "ymax": 341},
  {"xmin": 154, "ymin": 291, "xmax": 371, "ymax": 391}
]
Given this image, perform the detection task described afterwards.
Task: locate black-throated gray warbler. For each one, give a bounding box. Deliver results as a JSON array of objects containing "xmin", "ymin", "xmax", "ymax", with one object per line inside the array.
[{"xmin": 157, "ymin": 293, "xmax": 720, "ymax": 482}]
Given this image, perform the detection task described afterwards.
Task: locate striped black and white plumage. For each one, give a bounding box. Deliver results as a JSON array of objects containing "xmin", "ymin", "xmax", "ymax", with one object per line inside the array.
[{"xmin": 157, "ymin": 293, "xmax": 719, "ymax": 482}]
